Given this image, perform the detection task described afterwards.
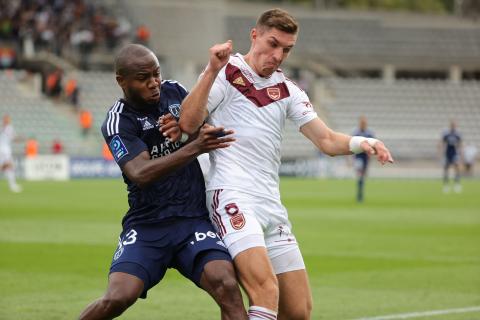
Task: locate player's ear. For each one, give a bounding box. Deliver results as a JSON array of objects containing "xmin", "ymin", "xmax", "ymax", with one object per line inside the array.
[
  {"xmin": 116, "ymin": 74, "xmax": 125, "ymax": 88},
  {"xmin": 250, "ymin": 28, "xmax": 257, "ymax": 42}
]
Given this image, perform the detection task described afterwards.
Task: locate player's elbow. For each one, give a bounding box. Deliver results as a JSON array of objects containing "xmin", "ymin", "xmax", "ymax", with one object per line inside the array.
[
  {"xmin": 178, "ymin": 119, "xmax": 197, "ymax": 136},
  {"xmin": 126, "ymin": 170, "xmax": 152, "ymax": 189}
]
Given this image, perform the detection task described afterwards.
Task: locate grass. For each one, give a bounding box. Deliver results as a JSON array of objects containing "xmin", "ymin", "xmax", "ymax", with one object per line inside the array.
[{"xmin": 0, "ymin": 178, "xmax": 479, "ymax": 319}]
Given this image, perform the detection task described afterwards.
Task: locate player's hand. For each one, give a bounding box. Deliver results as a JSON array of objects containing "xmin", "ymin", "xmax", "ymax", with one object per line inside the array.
[
  {"xmin": 360, "ymin": 140, "xmax": 394, "ymax": 165},
  {"xmin": 207, "ymin": 40, "xmax": 232, "ymax": 72},
  {"xmin": 158, "ymin": 113, "xmax": 182, "ymax": 142},
  {"xmin": 192, "ymin": 123, "xmax": 235, "ymax": 154}
]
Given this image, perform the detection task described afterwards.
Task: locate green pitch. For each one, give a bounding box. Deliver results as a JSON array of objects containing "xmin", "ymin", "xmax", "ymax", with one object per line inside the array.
[{"xmin": 1, "ymin": 178, "xmax": 479, "ymax": 320}]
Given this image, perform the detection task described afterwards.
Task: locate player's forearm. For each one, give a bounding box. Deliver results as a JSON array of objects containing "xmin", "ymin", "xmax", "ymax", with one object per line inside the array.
[
  {"xmin": 126, "ymin": 145, "xmax": 200, "ymax": 188},
  {"xmin": 317, "ymin": 131, "xmax": 352, "ymax": 156},
  {"xmin": 179, "ymin": 68, "xmax": 218, "ymax": 135}
]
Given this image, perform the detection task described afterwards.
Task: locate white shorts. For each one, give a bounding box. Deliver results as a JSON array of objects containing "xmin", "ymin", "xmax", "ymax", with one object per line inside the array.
[
  {"xmin": 0, "ymin": 150, "xmax": 13, "ymax": 167},
  {"xmin": 206, "ymin": 189, "xmax": 305, "ymax": 274}
]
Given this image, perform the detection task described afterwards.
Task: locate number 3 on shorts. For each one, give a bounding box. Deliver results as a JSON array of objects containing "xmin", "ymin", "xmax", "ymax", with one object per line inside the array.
[{"xmin": 123, "ymin": 229, "xmax": 137, "ymax": 245}]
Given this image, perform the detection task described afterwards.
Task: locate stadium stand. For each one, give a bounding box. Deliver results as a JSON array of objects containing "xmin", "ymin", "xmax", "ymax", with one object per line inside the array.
[
  {"xmin": 319, "ymin": 78, "xmax": 480, "ymax": 160},
  {"xmin": 0, "ymin": 70, "xmax": 99, "ymax": 156},
  {"xmin": 1, "ymin": 0, "xmax": 479, "ymax": 175}
]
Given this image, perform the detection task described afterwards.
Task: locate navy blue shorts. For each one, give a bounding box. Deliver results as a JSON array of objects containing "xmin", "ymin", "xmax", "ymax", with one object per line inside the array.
[
  {"xmin": 445, "ymin": 154, "xmax": 459, "ymax": 167},
  {"xmin": 109, "ymin": 217, "xmax": 231, "ymax": 298}
]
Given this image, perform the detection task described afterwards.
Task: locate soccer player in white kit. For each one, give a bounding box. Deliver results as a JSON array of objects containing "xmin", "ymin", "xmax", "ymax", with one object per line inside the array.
[
  {"xmin": 180, "ymin": 9, "xmax": 394, "ymax": 320},
  {"xmin": 0, "ymin": 115, "xmax": 22, "ymax": 193}
]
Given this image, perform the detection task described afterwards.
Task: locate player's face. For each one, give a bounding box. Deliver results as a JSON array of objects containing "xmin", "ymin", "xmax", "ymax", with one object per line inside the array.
[
  {"xmin": 3, "ymin": 115, "xmax": 10, "ymax": 126},
  {"xmin": 249, "ymin": 27, "xmax": 297, "ymax": 77},
  {"xmin": 119, "ymin": 53, "xmax": 162, "ymax": 107}
]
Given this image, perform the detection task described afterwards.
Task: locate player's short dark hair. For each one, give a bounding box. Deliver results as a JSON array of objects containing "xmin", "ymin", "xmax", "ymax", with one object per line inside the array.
[
  {"xmin": 115, "ymin": 43, "xmax": 154, "ymax": 76},
  {"xmin": 256, "ymin": 8, "xmax": 299, "ymax": 35}
]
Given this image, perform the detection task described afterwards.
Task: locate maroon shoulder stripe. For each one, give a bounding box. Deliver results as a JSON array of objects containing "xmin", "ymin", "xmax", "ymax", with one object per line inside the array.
[{"xmin": 225, "ymin": 63, "xmax": 290, "ymax": 108}]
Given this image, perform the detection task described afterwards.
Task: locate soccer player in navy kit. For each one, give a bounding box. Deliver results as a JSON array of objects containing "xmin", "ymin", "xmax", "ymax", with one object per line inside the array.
[
  {"xmin": 78, "ymin": 44, "xmax": 247, "ymax": 320},
  {"xmin": 441, "ymin": 120, "xmax": 462, "ymax": 193},
  {"xmin": 352, "ymin": 116, "xmax": 375, "ymax": 202}
]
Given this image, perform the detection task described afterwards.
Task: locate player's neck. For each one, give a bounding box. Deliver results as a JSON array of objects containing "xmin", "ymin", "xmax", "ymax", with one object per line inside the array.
[
  {"xmin": 243, "ymin": 53, "xmax": 266, "ymax": 78},
  {"xmin": 122, "ymin": 97, "xmax": 155, "ymax": 113}
]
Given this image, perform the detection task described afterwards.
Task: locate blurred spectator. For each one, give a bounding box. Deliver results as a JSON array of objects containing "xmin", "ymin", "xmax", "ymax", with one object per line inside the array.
[
  {"xmin": 1, "ymin": 0, "xmax": 129, "ymax": 67},
  {"xmin": 0, "ymin": 47, "xmax": 16, "ymax": 68},
  {"xmin": 463, "ymin": 143, "xmax": 478, "ymax": 177},
  {"xmin": 135, "ymin": 24, "xmax": 150, "ymax": 45},
  {"xmin": 51, "ymin": 139, "xmax": 64, "ymax": 154},
  {"xmin": 25, "ymin": 137, "xmax": 39, "ymax": 158},
  {"xmin": 79, "ymin": 109, "xmax": 93, "ymax": 137},
  {"xmin": 102, "ymin": 142, "xmax": 114, "ymax": 161},
  {"xmin": 64, "ymin": 77, "xmax": 80, "ymax": 109},
  {"xmin": 45, "ymin": 69, "xmax": 62, "ymax": 98}
]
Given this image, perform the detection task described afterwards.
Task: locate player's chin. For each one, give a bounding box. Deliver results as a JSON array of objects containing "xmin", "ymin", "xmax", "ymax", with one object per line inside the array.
[{"xmin": 145, "ymin": 96, "xmax": 160, "ymax": 105}]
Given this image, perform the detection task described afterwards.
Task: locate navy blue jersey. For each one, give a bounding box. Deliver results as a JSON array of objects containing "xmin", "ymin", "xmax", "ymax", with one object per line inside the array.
[
  {"xmin": 352, "ymin": 128, "xmax": 375, "ymax": 162},
  {"xmin": 101, "ymin": 80, "xmax": 208, "ymax": 228},
  {"xmin": 442, "ymin": 129, "xmax": 461, "ymax": 159}
]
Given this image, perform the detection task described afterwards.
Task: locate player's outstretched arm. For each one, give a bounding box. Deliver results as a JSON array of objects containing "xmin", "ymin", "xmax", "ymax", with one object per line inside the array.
[
  {"xmin": 301, "ymin": 118, "xmax": 394, "ymax": 164},
  {"xmin": 122, "ymin": 125, "xmax": 234, "ymax": 188},
  {"xmin": 179, "ymin": 40, "xmax": 232, "ymax": 135}
]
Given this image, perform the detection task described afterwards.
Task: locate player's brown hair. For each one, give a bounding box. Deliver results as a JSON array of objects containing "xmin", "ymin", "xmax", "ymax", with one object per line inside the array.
[{"xmin": 256, "ymin": 8, "xmax": 299, "ymax": 35}]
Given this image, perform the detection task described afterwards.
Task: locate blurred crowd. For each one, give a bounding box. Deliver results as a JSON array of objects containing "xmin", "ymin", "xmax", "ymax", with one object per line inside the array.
[{"xmin": 0, "ymin": 0, "xmax": 132, "ymax": 58}]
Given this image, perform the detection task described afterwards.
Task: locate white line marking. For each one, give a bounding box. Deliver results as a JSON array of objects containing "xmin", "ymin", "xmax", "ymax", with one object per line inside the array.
[{"xmin": 353, "ymin": 306, "xmax": 480, "ymax": 320}]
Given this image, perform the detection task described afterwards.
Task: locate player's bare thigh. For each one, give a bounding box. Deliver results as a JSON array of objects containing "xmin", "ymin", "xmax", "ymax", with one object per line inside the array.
[{"xmin": 233, "ymin": 245, "xmax": 279, "ymax": 311}]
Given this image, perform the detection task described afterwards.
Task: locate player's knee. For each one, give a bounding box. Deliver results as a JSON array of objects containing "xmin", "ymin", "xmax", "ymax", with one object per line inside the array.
[
  {"xmin": 249, "ymin": 275, "xmax": 279, "ymax": 305},
  {"xmin": 203, "ymin": 263, "xmax": 240, "ymax": 300},
  {"xmin": 280, "ymin": 302, "xmax": 312, "ymax": 320}
]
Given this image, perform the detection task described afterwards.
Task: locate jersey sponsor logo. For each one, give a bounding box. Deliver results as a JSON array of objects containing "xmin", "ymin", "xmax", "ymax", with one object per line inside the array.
[
  {"xmin": 137, "ymin": 117, "xmax": 155, "ymax": 131},
  {"xmin": 267, "ymin": 87, "xmax": 281, "ymax": 100},
  {"xmin": 168, "ymin": 104, "xmax": 181, "ymax": 118},
  {"xmin": 302, "ymin": 101, "xmax": 313, "ymax": 109},
  {"xmin": 150, "ymin": 139, "xmax": 181, "ymax": 159},
  {"xmin": 233, "ymin": 76, "xmax": 245, "ymax": 86},
  {"xmin": 189, "ymin": 231, "xmax": 218, "ymax": 245},
  {"xmin": 224, "ymin": 203, "xmax": 246, "ymax": 230},
  {"xmin": 142, "ymin": 120, "xmax": 154, "ymax": 131},
  {"xmin": 110, "ymin": 135, "xmax": 129, "ymax": 162},
  {"xmin": 240, "ymin": 67, "xmax": 255, "ymax": 83}
]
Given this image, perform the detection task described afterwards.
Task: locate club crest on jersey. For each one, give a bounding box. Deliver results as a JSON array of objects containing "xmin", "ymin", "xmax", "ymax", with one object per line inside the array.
[
  {"xmin": 168, "ymin": 104, "xmax": 181, "ymax": 118},
  {"xmin": 267, "ymin": 87, "xmax": 281, "ymax": 101},
  {"xmin": 233, "ymin": 76, "xmax": 245, "ymax": 86}
]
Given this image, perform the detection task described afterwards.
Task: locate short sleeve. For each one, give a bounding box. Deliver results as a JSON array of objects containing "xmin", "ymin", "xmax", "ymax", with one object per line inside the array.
[
  {"xmin": 102, "ymin": 113, "xmax": 148, "ymax": 168},
  {"xmin": 174, "ymin": 81, "xmax": 189, "ymax": 99},
  {"xmin": 207, "ymin": 66, "xmax": 228, "ymax": 114},
  {"xmin": 286, "ymin": 81, "xmax": 318, "ymax": 129}
]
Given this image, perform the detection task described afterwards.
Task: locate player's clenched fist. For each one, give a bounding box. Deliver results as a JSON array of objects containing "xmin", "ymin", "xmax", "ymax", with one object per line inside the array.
[{"xmin": 208, "ymin": 40, "xmax": 232, "ymax": 72}]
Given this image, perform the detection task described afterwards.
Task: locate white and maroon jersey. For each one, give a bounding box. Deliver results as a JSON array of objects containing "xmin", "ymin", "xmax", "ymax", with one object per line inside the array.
[
  {"xmin": 0, "ymin": 124, "xmax": 14, "ymax": 154},
  {"xmin": 206, "ymin": 54, "xmax": 318, "ymax": 199}
]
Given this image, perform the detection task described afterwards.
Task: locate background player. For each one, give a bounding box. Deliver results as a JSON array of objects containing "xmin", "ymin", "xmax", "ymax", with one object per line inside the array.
[
  {"xmin": 352, "ymin": 116, "xmax": 375, "ymax": 202},
  {"xmin": 179, "ymin": 9, "xmax": 393, "ymax": 320},
  {"xmin": 78, "ymin": 44, "xmax": 247, "ymax": 320},
  {"xmin": 440, "ymin": 120, "xmax": 462, "ymax": 193},
  {"xmin": 0, "ymin": 114, "xmax": 22, "ymax": 193}
]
